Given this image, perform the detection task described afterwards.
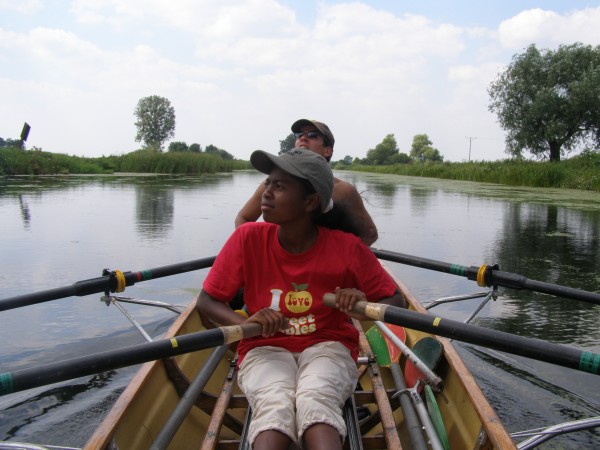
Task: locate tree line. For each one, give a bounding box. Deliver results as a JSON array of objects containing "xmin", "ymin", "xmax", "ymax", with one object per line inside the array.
[{"xmin": 280, "ymin": 132, "xmax": 443, "ymax": 166}]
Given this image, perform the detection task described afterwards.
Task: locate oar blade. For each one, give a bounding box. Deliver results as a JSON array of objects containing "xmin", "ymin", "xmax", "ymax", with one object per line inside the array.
[
  {"xmin": 381, "ymin": 323, "xmax": 405, "ymax": 362},
  {"xmin": 425, "ymin": 384, "xmax": 450, "ymax": 450},
  {"xmin": 405, "ymin": 337, "xmax": 443, "ymax": 389},
  {"xmin": 365, "ymin": 326, "xmax": 391, "ymax": 367}
]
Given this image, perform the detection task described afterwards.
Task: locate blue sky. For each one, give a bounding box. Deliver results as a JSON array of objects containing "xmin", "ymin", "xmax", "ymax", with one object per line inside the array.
[{"xmin": 1, "ymin": 1, "xmax": 599, "ymax": 162}]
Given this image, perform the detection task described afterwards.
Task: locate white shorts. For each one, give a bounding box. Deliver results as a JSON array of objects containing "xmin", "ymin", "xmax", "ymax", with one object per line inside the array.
[{"xmin": 237, "ymin": 341, "xmax": 358, "ymax": 447}]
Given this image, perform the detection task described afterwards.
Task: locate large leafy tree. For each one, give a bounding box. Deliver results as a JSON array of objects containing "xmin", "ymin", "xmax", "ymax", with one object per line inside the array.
[
  {"xmin": 488, "ymin": 43, "xmax": 600, "ymax": 162},
  {"xmin": 134, "ymin": 95, "xmax": 176, "ymax": 151},
  {"xmin": 364, "ymin": 134, "xmax": 409, "ymax": 165},
  {"xmin": 410, "ymin": 133, "xmax": 443, "ymax": 162}
]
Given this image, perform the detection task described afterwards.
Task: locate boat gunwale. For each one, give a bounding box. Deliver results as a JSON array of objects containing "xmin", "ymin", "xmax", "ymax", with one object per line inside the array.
[{"xmin": 85, "ymin": 262, "xmax": 517, "ymax": 449}]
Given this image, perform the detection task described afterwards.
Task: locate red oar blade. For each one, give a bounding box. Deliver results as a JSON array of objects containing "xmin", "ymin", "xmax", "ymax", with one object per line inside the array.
[
  {"xmin": 380, "ymin": 323, "xmax": 406, "ymax": 362},
  {"xmin": 405, "ymin": 336, "xmax": 443, "ymax": 390}
]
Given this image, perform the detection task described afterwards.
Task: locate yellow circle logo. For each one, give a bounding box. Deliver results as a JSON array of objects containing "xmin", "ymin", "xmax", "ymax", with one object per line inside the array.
[{"xmin": 284, "ymin": 283, "xmax": 312, "ymax": 314}]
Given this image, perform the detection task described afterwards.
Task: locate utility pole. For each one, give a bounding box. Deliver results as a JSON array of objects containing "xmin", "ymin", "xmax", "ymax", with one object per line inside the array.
[{"xmin": 465, "ymin": 136, "xmax": 477, "ymax": 162}]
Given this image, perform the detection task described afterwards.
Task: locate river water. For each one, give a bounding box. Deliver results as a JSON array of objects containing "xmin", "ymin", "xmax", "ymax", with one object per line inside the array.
[{"xmin": 0, "ymin": 171, "xmax": 599, "ymax": 448}]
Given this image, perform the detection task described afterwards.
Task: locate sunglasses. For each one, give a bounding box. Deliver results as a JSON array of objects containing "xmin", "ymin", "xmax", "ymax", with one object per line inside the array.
[{"xmin": 294, "ymin": 131, "xmax": 321, "ymax": 140}]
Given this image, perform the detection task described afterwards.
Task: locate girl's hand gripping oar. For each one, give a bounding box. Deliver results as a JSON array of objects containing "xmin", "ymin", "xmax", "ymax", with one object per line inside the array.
[{"xmin": 366, "ymin": 325, "xmax": 429, "ymax": 450}]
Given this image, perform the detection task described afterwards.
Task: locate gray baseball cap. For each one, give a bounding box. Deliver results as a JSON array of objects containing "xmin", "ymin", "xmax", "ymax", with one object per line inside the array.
[
  {"xmin": 291, "ymin": 119, "xmax": 335, "ymax": 147},
  {"xmin": 250, "ymin": 148, "xmax": 333, "ymax": 212}
]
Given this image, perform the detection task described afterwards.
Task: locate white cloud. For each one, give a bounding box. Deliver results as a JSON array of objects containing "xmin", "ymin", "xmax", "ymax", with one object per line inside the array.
[
  {"xmin": 0, "ymin": 0, "xmax": 42, "ymax": 14},
  {"xmin": 498, "ymin": 7, "xmax": 600, "ymax": 49},
  {"xmin": 1, "ymin": 2, "xmax": 599, "ymax": 161}
]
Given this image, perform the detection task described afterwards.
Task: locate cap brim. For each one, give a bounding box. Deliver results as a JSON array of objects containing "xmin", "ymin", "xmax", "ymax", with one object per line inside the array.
[
  {"xmin": 291, "ymin": 119, "xmax": 313, "ymax": 133},
  {"xmin": 250, "ymin": 150, "xmax": 307, "ymax": 180}
]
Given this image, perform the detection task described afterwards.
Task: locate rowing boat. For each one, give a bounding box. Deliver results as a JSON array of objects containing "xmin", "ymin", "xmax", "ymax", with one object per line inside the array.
[{"xmin": 84, "ymin": 263, "xmax": 516, "ymax": 450}]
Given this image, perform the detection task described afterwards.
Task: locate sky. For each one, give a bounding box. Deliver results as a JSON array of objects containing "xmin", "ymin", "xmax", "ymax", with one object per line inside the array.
[{"xmin": 1, "ymin": 1, "xmax": 599, "ymax": 162}]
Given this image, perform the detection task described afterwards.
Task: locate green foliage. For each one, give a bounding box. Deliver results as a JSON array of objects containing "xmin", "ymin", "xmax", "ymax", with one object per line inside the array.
[
  {"xmin": 0, "ymin": 147, "xmax": 110, "ymax": 175},
  {"xmin": 343, "ymin": 150, "xmax": 599, "ymax": 191},
  {"xmin": 488, "ymin": 43, "xmax": 600, "ymax": 162},
  {"xmin": 119, "ymin": 150, "xmax": 238, "ymax": 174},
  {"xmin": 168, "ymin": 141, "xmax": 189, "ymax": 152},
  {"xmin": 410, "ymin": 134, "xmax": 443, "ymax": 162},
  {"xmin": 189, "ymin": 143, "xmax": 202, "ymax": 153},
  {"xmin": 205, "ymin": 144, "xmax": 234, "ymax": 160},
  {"xmin": 363, "ymin": 134, "xmax": 403, "ymax": 165},
  {"xmin": 134, "ymin": 95, "xmax": 176, "ymax": 151},
  {"xmin": 279, "ymin": 133, "xmax": 296, "ymax": 154},
  {"xmin": 0, "ymin": 147, "xmax": 249, "ymax": 176},
  {"xmin": 0, "ymin": 137, "xmax": 23, "ymax": 149}
]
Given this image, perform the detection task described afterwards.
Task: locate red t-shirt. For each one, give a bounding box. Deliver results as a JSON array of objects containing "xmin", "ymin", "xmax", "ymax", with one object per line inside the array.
[{"xmin": 202, "ymin": 222, "xmax": 397, "ymax": 363}]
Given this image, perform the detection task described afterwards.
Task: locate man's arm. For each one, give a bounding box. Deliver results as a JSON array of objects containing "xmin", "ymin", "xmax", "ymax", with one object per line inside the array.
[
  {"xmin": 333, "ymin": 180, "xmax": 378, "ymax": 245},
  {"xmin": 234, "ymin": 182, "xmax": 266, "ymax": 228}
]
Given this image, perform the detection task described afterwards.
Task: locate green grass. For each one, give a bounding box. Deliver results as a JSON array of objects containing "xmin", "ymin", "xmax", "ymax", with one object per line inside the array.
[
  {"xmin": 0, "ymin": 147, "xmax": 251, "ymax": 176},
  {"xmin": 335, "ymin": 150, "xmax": 600, "ymax": 191},
  {"xmin": 2, "ymin": 146, "xmax": 598, "ymax": 192}
]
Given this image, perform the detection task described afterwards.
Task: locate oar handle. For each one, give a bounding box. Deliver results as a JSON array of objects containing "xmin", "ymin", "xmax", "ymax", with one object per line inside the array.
[
  {"xmin": 322, "ymin": 294, "xmax": 600, "ymax": 376},
  {"xmin": 322, "ymin": 294, "xmax": 388, "ymax": 320},
  {"xmin": 0, "ymin": 322, "xmax": 262, "ymax": 397}
]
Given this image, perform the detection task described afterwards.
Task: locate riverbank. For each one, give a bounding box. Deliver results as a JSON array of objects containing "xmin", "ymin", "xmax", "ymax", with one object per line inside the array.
[
  {"xmin": 1, "ymin": 147, "xmax": 599, "ymax": 191},
  {"xmin": 334, "ymin": 149, "xmax": 600, "ymax": 192},
  {"xmin": 0, "ymin": 147, "xmax": 249, "ymax": 176}
]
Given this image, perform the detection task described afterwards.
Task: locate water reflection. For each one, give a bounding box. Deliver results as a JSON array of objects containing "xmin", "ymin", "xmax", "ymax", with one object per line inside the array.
[
  {"xmin": 487, "ymin": 202, "xmax": 600, "ymax": 347},
  {"xmin": 1, "ymin": 172, "xmax": 600, "ymax": 448},
  {"xmin": 18, "ymin": 194, "xmax": 31, "ymax": 228},
  {"xmin": 135, "ymin": 185, "xmax": 174, "ymax": 240}
]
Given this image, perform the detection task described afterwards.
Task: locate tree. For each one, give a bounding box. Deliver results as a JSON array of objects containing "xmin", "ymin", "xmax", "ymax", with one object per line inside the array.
[
  {"xmin": 134, "ymin": 95, "xmax": 176, "ymax": 151},
  {"xmin": 488, "ymin": 43, "xmax": 600, "ymax": 162},
  {"xmin": 168, "ymin": 141, "xmax": 189, "ymax": 152},
  {"xmin": 279, "ymin": 133, "xmax": 296, "ymax": 154},
  {"xmin": 189, "ymin": 143, "xmax": 202, "ymax": 153},
  {"xmin": 410, "ymin": 134, "xmax": 443, "ymax": 162},
  {"xmin": 205, "ymin": 144, "xmax": 234, "ymax": 160},
  {"xmin": 364, "ymin": 134, "xmax": 401, "ymax": 165}
]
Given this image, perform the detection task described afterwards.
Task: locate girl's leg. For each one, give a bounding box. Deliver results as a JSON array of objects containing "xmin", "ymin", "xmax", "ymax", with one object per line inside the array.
[
  {"xmin": 237, "ymin": 346, "xmax": 298, "ymax": 449},
  {"xmin": 295, "ymin": 341, "xmax": 358, "ymax": 449}
]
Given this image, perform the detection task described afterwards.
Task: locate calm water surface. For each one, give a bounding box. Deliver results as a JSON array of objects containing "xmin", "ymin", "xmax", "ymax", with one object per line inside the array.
[{"xmin": 0, "ymin": 172, "xmax": 599, "ymax": 448}]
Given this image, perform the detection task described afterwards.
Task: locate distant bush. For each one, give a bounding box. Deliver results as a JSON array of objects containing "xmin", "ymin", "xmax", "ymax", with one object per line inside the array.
[
  {"xmin": 0, "ymin": 147, "xmax": 250, "ymax": 176},
  {"xmin": 338, "ymin": 151, "xmax": 600, "ymax": 191}
]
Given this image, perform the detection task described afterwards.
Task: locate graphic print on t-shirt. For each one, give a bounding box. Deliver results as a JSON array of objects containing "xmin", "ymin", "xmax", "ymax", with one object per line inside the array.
[
  {"xmin": 284, "ymin": 282, "xmax": 312, "ymax": 313},
  {"xmin": 276, "ymin": 282, "xmax": 317, "ymax": 336}
]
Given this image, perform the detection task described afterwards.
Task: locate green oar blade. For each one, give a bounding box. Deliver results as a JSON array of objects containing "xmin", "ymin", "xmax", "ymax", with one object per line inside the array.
[
  {"xmin": 425, "ymin": 384, "xmax": 450, "ymax": 450},
  {"xmin": 405, "ymin": 336, "xmax": 443, "ymax": 389},
  {"xmin": 366, "ymin": 326, "xmax": 391, "ymax": 367}
]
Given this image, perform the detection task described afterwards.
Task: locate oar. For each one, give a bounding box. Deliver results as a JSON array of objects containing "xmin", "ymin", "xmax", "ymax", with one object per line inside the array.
[
  {"xmin": 404, "ymin": 336, "xmax": 443, "ymax": 392},
  {"xmin": 371, "ymin": 248, "xmax": 600, "ymax": 306},
  {"xmin": 322, "ymin": 295, "xmax": 600, "ymax": 376},
  {"xmin": 0, "ymin": 322, "xmax": 261, "ymax": 396},
  {"xmin": 376, "ymin": 322, "xmax": 444, "ymax": 392},
  {"xmin": 365, "ymin": 325, "xmax": 429, "ymax": 450},
  {"xmin": 0, "ymin": 257, "xmax": 217, "ymax": 312},
  {"xmin": 404, "ymin": 336, "xmax": 450, "ymax": 450}
]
